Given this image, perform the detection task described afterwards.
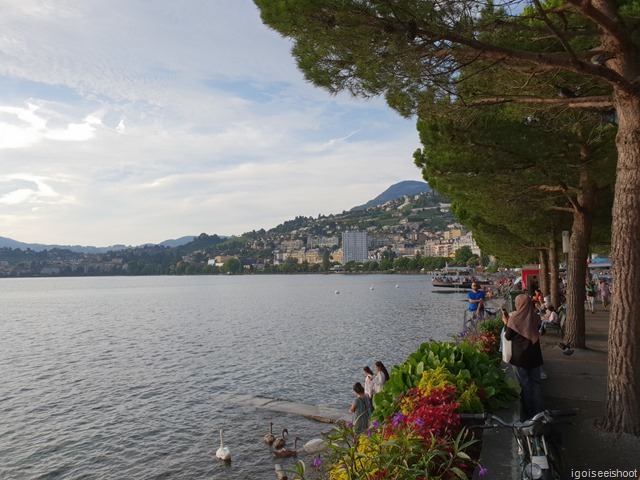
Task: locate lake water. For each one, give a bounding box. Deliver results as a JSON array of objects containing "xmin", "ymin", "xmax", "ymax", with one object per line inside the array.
[{"xmin": 0, "ymin": 275, "xmax": 470, "ymax": 479}]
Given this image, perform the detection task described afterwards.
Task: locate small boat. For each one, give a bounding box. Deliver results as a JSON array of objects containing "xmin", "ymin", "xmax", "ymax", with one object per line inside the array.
[
  {"xmin": 431, "ymin": 277, "xmax": 492, "ymax": 289},
  {"xmin": 431, "ymin": 279, "xmax": 473, "ymax": 289}
]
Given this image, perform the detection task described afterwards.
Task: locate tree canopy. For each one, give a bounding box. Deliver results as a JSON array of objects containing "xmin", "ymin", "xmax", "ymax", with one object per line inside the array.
[{"xmin": 255, "ymin": 0, "xmax": 640, "ymax": 435}]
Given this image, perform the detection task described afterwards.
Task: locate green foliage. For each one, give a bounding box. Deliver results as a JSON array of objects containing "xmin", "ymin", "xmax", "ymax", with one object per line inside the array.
[
  {"xmin": 454, "ymin": 246, "xmax": 473, "ymax": 264},
  {"xmin": 374, "ymin": 341, "xmax": 518, "ymax": 420},
  {"xmin": 325, "ymin": 411, "xmax": 477, "ymax": 479},
  {"xmin": 222, "ymin": 257, "xmax": 241, "ymax": 274}
]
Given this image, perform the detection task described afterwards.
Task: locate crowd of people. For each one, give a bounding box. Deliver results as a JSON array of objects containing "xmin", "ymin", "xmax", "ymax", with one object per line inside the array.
[
  {"xmin": 499, "ymin": 277, "xmax": 610, "ymax": 419},
  {"xmin": 349, "ymin": 277, "xmax": 611, "ymax": 427}
]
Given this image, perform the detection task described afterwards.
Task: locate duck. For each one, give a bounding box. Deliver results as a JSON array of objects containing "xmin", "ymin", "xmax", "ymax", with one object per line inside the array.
[
  {"xmin": 303, "ymin": 437, "xmax": 328, "ymax": 454},
  {"xmin": 273, "ymin": 428, "xmax": 288, "ymax": 449},
  {"xmin": 264, "ymin": 422, "xmax": 276, "ymax": 445},
  {"xmin": 216, "ymin": 429, "xmax": 231, "ymax": 462},
  {"xmin": 273, "ymin": 436, "xmax": 300, "ymax": 458}
]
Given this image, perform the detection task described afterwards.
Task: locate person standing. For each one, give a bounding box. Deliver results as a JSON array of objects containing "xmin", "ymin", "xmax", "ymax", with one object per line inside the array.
[
  {"xmin": 600, "ymin": 280, "xmax": 611, "ymax": 310},
  {"xmin": 467, "ymin": 282, "xmax": 485, "ymax": 320},
  {"xmin": 586, "ymin": 281, "xmax": 596, "ymax": 313},
  {"xmin": 501, "ymin": 294, "xmax": 544, "ymax": 419},
  {"xmin": 349, "ymin": 382, "xmax": 373, "ymax": 434},
  {"xmin": 532, "ymin": 289, "xmax": 543, "ymax": 311},
  {"xmin": 373, "ymin": 361, "xmax": 390, "ymax": 396},
  {"xmin": 363, "ymin": 366, "xmax": 375, "ymax": 399}
]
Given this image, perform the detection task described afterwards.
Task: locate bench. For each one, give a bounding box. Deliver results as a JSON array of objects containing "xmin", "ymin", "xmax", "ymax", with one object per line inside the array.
[{"xmin": 544, "ymin": 307, "xmax": 566, "ymax": 337}]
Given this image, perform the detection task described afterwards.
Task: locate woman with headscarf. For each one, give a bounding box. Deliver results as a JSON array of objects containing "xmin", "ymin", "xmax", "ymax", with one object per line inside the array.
[{"xmin": 501, "ymin": 294, "xmax": 544, "ymax": 419}]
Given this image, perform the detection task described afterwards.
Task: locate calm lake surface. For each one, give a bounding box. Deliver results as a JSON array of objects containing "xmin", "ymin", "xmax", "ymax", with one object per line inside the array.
[{"xmin": 0, "ymin": 275, "xmax": 470, "ymax": 479}]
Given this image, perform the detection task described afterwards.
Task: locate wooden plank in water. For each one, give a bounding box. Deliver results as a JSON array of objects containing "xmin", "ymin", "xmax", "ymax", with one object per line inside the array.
[{"xmin": 228, "ymin": 394, "xmax": 350, "ymax": 424}]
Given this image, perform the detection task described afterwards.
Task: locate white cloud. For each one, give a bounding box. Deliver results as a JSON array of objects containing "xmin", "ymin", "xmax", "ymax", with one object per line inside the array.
[{"xmin": 0, "ymin": 0, "xmax": 424, "ymax": 246}]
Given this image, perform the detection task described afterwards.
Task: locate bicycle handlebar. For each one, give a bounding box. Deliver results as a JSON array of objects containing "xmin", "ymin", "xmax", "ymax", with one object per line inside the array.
[
  {"xmin": 546, "ymin": 409, "xmax": 576, "ymax": 418},
  {"xmin": 460, "ymin": 409, "xmax": 576, "ymax": 427},
  {"xmin": 460, "ymin": 413, "xmax": 489, "ymax": 421}
]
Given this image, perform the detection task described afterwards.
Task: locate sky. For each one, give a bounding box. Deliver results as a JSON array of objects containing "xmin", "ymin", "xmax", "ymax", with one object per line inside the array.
[{"xmin": 0, "ymin": 0, "xmax": 424, "ymax": 247}]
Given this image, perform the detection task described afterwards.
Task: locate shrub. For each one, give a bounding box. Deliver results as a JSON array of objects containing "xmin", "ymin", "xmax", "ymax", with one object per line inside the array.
[
  {"xmin": 326, "ymin": 417, "xmax": 477, "ymax": 479},
  {"xmin": 374, "ymin": 342, "xmax": 518, "ymax": 420}
]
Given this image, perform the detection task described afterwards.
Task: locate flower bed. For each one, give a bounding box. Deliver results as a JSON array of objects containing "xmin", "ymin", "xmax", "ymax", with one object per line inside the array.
[{"xmin": 303, "ymin": 315, "xmax": 518, "ymax": 480}]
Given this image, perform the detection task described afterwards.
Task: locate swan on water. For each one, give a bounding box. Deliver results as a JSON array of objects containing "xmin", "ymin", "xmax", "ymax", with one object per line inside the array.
[
  {"xmin": 264, "ymin": 422, "xmax": 276, "ymax": 445},
  {"xmin": 273, "ymin": 436, "xmax": 301, "ymax": 458},
  {"xmin": 303, "ymin": 438, "xmax": 328, "ymax": 454},
  {"xmin": 273, "ymin": 428, "xmax": 288, "ymax": 449},
  {"xmin": 216, "ymin": 429, "xmax": 231, "ymax": 461}
]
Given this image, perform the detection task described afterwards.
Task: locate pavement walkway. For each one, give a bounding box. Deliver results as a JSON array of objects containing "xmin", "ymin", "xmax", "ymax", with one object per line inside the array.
[{"xmin": 475, "ymin": 306, "xmax": 640, "ymax": 479}]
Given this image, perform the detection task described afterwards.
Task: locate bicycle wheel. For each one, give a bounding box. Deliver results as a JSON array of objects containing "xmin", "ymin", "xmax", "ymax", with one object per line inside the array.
[
  {"xmin": 544, "ymin": 440, "xmax": 564, "ymax": 479},
  {"xmin": 528, "ymin": 437, "xmax": 559, "ymax": 480}
]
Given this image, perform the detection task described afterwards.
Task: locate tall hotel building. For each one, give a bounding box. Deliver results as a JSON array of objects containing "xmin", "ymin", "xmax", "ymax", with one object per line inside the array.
[{"xmin": 341, "ymin": 231, "xmax": 369, "ymax": 263}]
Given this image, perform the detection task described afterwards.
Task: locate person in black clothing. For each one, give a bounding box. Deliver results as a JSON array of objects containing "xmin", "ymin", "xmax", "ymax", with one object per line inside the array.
[{"xmin": 501, "ymin": 294, "xmax": 544, "ymax": 419}]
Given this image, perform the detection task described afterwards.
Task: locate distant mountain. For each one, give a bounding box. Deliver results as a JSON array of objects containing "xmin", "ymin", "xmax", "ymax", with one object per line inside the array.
[
  {"xmin": 0, "ymin": 235, "xmax": 195, "ymax": 253},
  {"xmin": 1, "ymin": 181, "xmax": 432, "ymax": 252},
  {"xmin": 158, "ymin": 236, "xmax": 197, "ymax": 248},
  {"xmin": 351, "ymin": 180, "xmax": 431, "ymax": 211}
]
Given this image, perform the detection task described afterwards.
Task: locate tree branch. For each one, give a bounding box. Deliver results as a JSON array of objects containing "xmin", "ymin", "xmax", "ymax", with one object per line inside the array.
[
  {"xmin": 550, "ymin": 206, "xmax": 576, "ymax": 212},
  {"xmin": 470, "ymin": 95, "xmax": 613, "ymax": 108},
  {"xmin": 565, "ymin": 0, "xmax": 632, "ymax": 50},
  {"xmin": 531, "ymin": 0, "xmax": 579, "ymax": 62}
]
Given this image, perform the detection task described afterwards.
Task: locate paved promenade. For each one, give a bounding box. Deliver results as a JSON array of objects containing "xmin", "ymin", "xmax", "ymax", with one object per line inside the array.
[{"xmin": 476, "ymin": 307, "xmax": 640, "ymax": 479}]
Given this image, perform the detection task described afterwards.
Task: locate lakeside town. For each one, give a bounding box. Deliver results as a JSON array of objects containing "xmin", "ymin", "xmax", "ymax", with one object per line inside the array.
[{"xmin": 0, "ymin": 190, "xmax": 483, "ymax": 277}]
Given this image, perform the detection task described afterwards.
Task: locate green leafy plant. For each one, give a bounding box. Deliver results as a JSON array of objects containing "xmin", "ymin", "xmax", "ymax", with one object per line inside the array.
[
  {"xmin": 325, "ymin": 418, "xmax": 478, "ymax": 479},
  {"xmin": 374, "ymin": 342, "xmax": 518, "ymax": 420}
]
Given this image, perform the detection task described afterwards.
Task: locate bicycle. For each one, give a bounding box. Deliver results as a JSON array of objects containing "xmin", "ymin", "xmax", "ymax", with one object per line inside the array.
[{"xmin": 461, "ymin": 410, "xmax": 576, "ymax": 480}]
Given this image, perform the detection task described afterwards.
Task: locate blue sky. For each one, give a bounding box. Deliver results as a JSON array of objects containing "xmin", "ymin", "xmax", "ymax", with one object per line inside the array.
[{"xmin": 0, "ymin": 0, "xmax": 424, "ymax": 247}]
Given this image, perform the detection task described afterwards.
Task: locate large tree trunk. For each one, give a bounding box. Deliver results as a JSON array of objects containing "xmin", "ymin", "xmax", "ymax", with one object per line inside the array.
[
  {"xmin": 564, "ymin": 161, "xmax": 597, "ymax": 349},
  {"xmin": 548, "ymin": 233, "xmax": 560, "ymax": 308},
  {"xmin": 538, "ymin": 249, "xmax": 549, "ymax": 297},
  {"xmin": 602, "ymin": 92, "xmax": 640, "ymax": 435}
]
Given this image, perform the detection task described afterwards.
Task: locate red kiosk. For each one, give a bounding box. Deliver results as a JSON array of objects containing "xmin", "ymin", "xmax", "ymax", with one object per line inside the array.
[{"xmin": 520, "ymin": 265, "xmax": 540, "ymax": 294}]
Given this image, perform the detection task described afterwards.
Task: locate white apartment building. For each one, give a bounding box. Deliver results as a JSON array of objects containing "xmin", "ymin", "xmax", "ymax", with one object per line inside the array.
[
  {"xmin": 423, "ymin": 230, "xmax": 481, "ymax": 258},
  {"xmin": 342, "ymin": 231, "xmax": 369, "ymax": 264},
  {"xmin": 306, "ymin": 235, "xmax": 340, "ymax": 248}
]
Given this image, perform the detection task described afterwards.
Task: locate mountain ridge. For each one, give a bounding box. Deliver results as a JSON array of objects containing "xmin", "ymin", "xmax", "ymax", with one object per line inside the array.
[
  {"xmin": 351, "ymin": 180, "xmax": 430, "ymax": 211},
  {"xmin": 1, "ymin": 180, "xmax": 431, "ymax": 252}
]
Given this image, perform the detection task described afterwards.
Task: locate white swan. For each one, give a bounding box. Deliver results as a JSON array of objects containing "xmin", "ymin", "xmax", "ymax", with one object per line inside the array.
[
  {"xmin": 303, "ymin": 438, "xmax": 328, "ymax": 454},
  {"xmin": 273, "ymin": 428, "xmax": 288, "ymax": 449},
  {"xmin": 216, "ymin": 429, "xmax": 231, "ymax": 461},
  {"xmin": 264, "ymin": 422, "xmax": 276, "ymax": 445},
  {"xmin": 273, "ymin": 436, "xmax": 300, "ymax": 458}
]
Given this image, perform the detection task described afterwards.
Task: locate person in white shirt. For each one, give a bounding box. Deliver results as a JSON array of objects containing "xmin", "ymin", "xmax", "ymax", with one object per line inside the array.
[
  {"xmin": 363, "ymin": 366, "xmax": 375, "ymax": 399},
  {"xmin": 373, "ymin": 361, "xmax": 390, "ymax": 395},
  {"xmin": 539, "ymin": 305, "xmax": 558, "ymax": 332}
]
